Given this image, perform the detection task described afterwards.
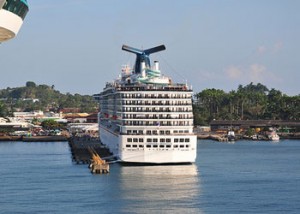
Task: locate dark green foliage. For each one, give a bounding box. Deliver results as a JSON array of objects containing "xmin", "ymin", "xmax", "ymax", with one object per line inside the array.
[
  {"xmin": 193, "ymin": 82, "xmax": 300, "ymax": 125},
  {"xmin": 0, "ymin": 82, "xmax": 98, "ymax": 116},
  {"xmin": 41, "ymin": 119, "xmax": 61, "ymax": 130}
]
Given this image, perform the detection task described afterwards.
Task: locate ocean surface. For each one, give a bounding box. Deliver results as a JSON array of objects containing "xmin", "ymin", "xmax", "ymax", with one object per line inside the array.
[{"xmin": 0, "ymin": 139, "xmax": 299, "ymax": 214}]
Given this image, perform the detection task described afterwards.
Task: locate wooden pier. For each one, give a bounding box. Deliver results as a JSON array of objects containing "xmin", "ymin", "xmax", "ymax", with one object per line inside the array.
[
  {"xmin": 68, "ymin": 136, "xmax": 112, "ymax": 165},
  {"xmin": 88, "ymin": 147, "xmax": 109, "ymax": 174}
]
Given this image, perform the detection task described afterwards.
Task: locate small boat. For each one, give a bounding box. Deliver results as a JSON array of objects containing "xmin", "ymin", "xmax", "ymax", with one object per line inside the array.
[
  {"xmin": 266, "ymin": 128, "xmax": 280, "ymax": 141},
  {"xmin": 227, "ymin": 130, "xmax": 235, "ymax": 141},
  {"xmin": 268, "ymin": 133, "xmax": 280, "ymax": 141}
]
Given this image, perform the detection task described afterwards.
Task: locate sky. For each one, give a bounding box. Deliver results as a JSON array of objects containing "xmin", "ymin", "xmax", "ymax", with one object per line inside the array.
[{"xmin": 1, "ymin": 0, "xmax": 299, "ymax": 96}]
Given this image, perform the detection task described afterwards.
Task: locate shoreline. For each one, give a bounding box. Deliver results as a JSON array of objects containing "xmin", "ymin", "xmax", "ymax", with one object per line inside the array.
[
  {"xmin": 196, "ymin": 132, "xmax": 300, "ymax": 141},
  {"xmin": 0, "ymin": 132, "xmax": 299, "ymax": 143},
  {"xmin": 0, "ymin": 135, "xmax": 69, "ymax": 142}
]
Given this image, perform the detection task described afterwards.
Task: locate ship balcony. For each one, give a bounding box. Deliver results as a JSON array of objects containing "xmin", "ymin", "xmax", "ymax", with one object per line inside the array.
[
  {"xmin": 122, "ymin": 116, "xmax": 194, "ymax": 120},
  {"xmin": 122, "ymin": 120, "xmax": 193, "ymax": 128},
  {"xmin": 116, "ymin": 85, "xmax": 192, "ymax": 92},
  {"xmin": 120, "ymin": 109, "xmax": 192, "ymax": 113},
  {"xmin": 119, "ymin": 95, "xmax": 192, "ymax": 99},
  {"xmin": 120, "ymin": 102, "xmax": 192, "ymax": 106}
]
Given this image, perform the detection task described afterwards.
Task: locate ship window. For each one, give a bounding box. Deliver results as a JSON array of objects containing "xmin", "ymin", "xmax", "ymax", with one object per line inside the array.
[
  {"xmin": 166, "ymin": 138, "xmax": 171, "ymax": 143},
  {"xmin": 127, "ymin": 138, "xmax": 132, "ymax": 142},
  {"xmin": 146, "ymin": 130, "xmax": 151, "ymax": 135},
  {"xmin": 186, "ymin": 145, "xmax": 190, "ymax": 148},
  {"xmin": 160, "ymin": 145, "xmax": 164, "ymax": 148},
  {"xmin": 174, "ymin": 138, "xmax": 179, "ymax": 143},
  {"xmin": 139, "ymin": 138, "xmax": 143, "ymax": 142},
  {"xmin": 3, "ymin": 0, "xmax": 29, "ymax": 20},
  {"xmin": 160, "ymin": 130, "xmax": 164, "ymax": 135},
  {"xmin": 166, "ymin": 145, "xmax": 171, "ymax": 148},
  {"xmin": 126, "ymin": 144, "xmax": 131, "ymax": 148},
  {"xmin": 146, "ymin": 145, "xmax": 151, "ymax": 148},
  {"xmin": 147, "ymin": 138, "xmax": 152, "ymax": 143},
  {"xmin": 174, "ymin": 130, "xmax": 178, "ymax": 133},
  {"xmin": 127, "ymin": 130, "xmax": 132, "ymax": 134},
  {"xmin": 185, "ymin": 138, "xmax": 190, "ymax": 142},
  {"xmin": 174, "ymin": 145, "xmax": 178, "ymax": 148},
  {"xmin": 166, "ymin": 131, "xmax": 170, "ymax": 135},
  {"xmin": 180, "ymin": 138, "xmax": 184, "ymax": 142},
  {"xmin": 180, "ymin": 145, "xmax": 184, "ymax": 148},
  {"xmin": 133, "ymin": 138, "xmax": 138, "ymax": 142},
  {"xmin": 153, "ymin": 145, "xmax": 158, "ymax": 148},
  {"xmin": 139, "ymin": 145, "xmax": 144, "ymax": 148},
  {"xmin": 153, "ymin": 138, "xmax": 158, "ymax": 143},
  {"xmin": 132, "ymin": 145, "xmax": 137, "ymax": 148},
  {"xmin": 138, "ymin": 130, "xmax": 143, "ymax": 135},
  {"xmin": 160, "ymin": 138, "xmax": 165, "ymax": 143}
]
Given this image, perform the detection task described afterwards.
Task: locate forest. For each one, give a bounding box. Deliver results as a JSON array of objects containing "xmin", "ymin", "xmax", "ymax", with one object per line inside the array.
[
  {"xmin": 0, "ymin": 82, "xmax": 299, "ymax": 126},
  {"xmin": 0, "ymin": 81, "xmax": 98, "ymax": 116},
  {"xmin": 193, "ymin": 82, "xmax": 300, "ymax": 125}
]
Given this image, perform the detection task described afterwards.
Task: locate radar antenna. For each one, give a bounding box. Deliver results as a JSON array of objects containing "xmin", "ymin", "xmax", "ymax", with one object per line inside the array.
[{"xmin": 122, "ymin": 44, "xmax": 166, "ymax": 74}]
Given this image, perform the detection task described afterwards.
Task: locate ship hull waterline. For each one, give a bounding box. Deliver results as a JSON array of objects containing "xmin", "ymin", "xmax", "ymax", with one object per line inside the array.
[{"xmin": 100, "ymin": 125, "xmax": 197, "ymax": 164}]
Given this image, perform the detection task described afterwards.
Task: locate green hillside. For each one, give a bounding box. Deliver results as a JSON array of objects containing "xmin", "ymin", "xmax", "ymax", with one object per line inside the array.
[{"xmin": 0, "ymin": 81, "xmax": 98, "ymax": 116}]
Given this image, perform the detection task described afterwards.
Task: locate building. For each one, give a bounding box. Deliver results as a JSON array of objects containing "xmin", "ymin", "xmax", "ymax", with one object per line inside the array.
[{"xmin": 210, "ymin": 120, "xmax": 300, "ymax": 133}]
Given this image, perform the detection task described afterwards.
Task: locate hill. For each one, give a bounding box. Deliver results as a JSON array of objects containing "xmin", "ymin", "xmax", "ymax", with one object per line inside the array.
[{"xmin": 0, "ymin": 81, "xmax": 98, "ymax": 116}]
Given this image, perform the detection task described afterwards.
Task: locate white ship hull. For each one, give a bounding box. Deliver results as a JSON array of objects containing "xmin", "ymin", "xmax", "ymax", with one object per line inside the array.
[
  {"xmin": 100, "ymin": 125, "xmax": 197, "ymax": 164},
  {"xmin": 96, "ymin": 44, "xmax": 198, "ymax": 164}
]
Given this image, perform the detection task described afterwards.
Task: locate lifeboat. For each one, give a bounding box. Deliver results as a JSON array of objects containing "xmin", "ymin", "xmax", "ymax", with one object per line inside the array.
[{"xmin": 0, "ymin": 0, "xmax": 29, "ymax": 42}]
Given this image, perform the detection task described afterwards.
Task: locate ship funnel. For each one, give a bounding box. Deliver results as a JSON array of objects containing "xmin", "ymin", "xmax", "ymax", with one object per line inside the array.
[
  {"xmin": 122, "ymin": 44, "xmax": 166, "ymax": 74},
  {"xmin": 154, "ymin": 61, "xmax": 159, "ymax": 71}
]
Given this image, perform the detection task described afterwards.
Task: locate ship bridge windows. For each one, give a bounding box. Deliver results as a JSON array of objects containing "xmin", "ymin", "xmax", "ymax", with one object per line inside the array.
[{"xmin": 3, "ymin": 0, "xmax": 29, "ymax": 20}]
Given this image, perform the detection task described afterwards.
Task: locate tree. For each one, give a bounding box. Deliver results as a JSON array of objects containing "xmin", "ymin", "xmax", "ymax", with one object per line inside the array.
[
  {"xmin": 0, "ymin": 101, "xmax": 8, "ymax": 117},
  {"xmin": 41, "ymin": 119, "xmax": 61, "ymax": 130},
  {"xmin": 26, "ymin": 81, "xmax": 36, "ymax": 88}
]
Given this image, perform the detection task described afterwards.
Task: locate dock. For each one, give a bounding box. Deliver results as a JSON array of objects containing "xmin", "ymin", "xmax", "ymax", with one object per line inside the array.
[
  {"xmin": 68, "ymin": 136, "xmax": 112, "ymax": 165},
  {"xmin": 88, "ymin": 147, "xmax": 109, "ymax": 174}
]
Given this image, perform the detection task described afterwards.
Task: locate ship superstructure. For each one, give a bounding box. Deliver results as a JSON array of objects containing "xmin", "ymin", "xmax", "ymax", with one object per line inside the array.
[
  {"xmin": 95, "ymin": 44, "xmax": 197, "ymax": 164},
  {"xmin": 0, "ymin": 0, "xmax": 29, "ymax": 42}
]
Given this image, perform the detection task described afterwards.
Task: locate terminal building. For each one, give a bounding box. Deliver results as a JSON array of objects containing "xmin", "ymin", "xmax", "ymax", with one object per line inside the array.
[{"xmin": 0, "ymin": 0, "xmax": 29, "ymax": 42}]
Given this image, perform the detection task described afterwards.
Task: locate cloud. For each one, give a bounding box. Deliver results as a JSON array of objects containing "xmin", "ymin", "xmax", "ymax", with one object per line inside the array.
[
  {"xmin": 225, "ymin": 63, "xmax": 271, "ymax": 83},
  {"xmin": 257, "ymin": 45, "xmax": 267, "ymax": 54},
  {"xmin": 273, "ymin": 41, "xmax": 283, "ymax": 53},
  {"xmin": 225, "ymin": 66, "xmax": 242, "ymax": 79},
  {"xmin": 248, "ymin": 64, "xmax": 266, "ymax": 82},
  {"xmin": 256, "ymin": 41, "xmax": 283, "ymax": 55}
]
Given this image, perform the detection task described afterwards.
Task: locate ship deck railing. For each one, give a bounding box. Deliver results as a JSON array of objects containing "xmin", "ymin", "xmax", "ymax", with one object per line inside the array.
[{"xmin": 115, "ymin": 85, "xmax": 192, "ymax": 92}]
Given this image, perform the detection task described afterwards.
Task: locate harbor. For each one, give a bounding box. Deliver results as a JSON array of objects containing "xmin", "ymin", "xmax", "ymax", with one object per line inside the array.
[{"xmin": 1, "ymin": 139, "xmax": 300, "ymax": 213}]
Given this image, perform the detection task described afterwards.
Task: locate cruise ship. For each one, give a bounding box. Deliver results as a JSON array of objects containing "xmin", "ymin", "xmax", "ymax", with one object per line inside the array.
[
  {"xmin": 0, "ymin": 0, "xmax": 29, "ymax": 42},
  {"xmin": 94, "ymin": 44, "xmax": 197, "ymax": 164}
]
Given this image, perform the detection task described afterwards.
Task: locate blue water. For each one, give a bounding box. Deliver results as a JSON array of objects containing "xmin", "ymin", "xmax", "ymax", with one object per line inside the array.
[{"xmin": 0, "ymin": 140, "xmax": 299, "ymax": 214}]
